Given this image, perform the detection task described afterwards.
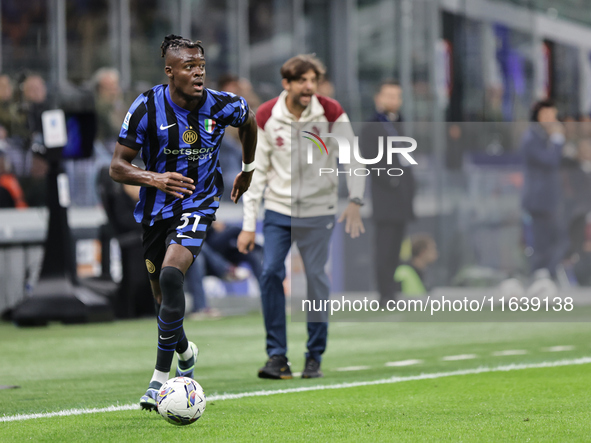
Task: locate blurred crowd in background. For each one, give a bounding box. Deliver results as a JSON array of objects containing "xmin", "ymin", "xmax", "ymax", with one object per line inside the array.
[{"xmin": 4, "ymin": 0, "xmax": 591, "ymax": 299}]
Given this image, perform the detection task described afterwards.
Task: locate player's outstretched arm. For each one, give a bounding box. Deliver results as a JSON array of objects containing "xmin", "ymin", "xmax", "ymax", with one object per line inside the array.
[
  {"xmin": 231, "ymin": 109, "xmax": 258, "ymax": 203},
  {"xmin": 110, "ymin": 142, "xmax": 195, "ymax": 199}
]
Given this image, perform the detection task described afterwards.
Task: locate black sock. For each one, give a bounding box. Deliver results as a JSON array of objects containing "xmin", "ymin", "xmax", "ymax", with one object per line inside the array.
[{"xmin": 155, "ymin": 266, "xmax": 186, "ymax": 372}]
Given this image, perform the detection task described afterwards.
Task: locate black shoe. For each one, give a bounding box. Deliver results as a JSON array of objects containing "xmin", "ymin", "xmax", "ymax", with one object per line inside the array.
[
  {"xmin": 258, "ymin": 355, "xmax": 293, "ymax": 379},
  {"xmin": 301, "ymin": 357, "xmax": 323, "ymax": 379}
]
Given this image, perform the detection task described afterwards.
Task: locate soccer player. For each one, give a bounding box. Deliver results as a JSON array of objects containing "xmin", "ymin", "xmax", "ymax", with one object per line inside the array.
[
  {"xmin": 110, "ymin": 34, "xmax": 257, "ymax": 410},
  {"xmin": 237, "ymin": 55, "xmax": 365, "ymax": 379}
]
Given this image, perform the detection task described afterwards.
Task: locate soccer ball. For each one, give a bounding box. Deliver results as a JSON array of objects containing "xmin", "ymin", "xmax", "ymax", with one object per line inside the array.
[{"xmin": 157, "ymin": 377, "xmax": 206, "ymax": 426}]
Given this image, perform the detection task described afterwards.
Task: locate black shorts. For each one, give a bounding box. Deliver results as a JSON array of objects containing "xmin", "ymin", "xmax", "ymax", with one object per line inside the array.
[{"xmin": 142, "ymin": 211, "xmax": 214, "ymax": 280}]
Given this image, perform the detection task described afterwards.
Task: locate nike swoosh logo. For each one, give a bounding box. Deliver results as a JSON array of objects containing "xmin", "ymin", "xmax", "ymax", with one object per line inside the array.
[
  {"xmin": 177, "ymin": 234, "xmax": 192, "ymax": 239},
  {"xmin": 160, "ymin": 335, "xmax": 174, "ymax": 340},
  {"xmin": 160, "ymin": 123, "xmax": 177, "ymax": 130}
]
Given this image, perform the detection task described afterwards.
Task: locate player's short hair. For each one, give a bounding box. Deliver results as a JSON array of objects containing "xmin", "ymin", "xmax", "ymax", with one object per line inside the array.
[
  {"xmin": 530, "ymin": 99, "xmax": 555, "ymax": 122},
  {"xmin": 411, "ymin": 234, "xmax": 434, "ymax": 259},
  {"xmin": 280, "ymin": 54, "xmax": 326, "ymax": 82},
  {"xmin": 160, "ymin": 34, "xmax": 204, "ymax": 59}
]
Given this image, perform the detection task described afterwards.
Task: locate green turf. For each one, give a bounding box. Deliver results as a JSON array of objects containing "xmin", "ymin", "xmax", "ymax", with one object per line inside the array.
[
  {"xmin": 2, "ymin": 365, "xmax": 590, "ymax": 442},
  {"xmin": 2, "ymin": 314, "xmax": 591, "ymax": 441}
]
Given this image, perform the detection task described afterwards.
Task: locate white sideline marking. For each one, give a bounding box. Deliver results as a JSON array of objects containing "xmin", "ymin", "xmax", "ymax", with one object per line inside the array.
[
  {"xmin": 3, "ymin": 357, "xmax": 591, "ymax": 423},
  {"xmin": 334, "ymin": 366, "xmax": 371, "ymax": 372},
  {"xmin": 385, "ymin": 359, "xmax": 423, "ymax": 367},
  {"xmin": 0, "ymin": 404, "xmax": 140, "ymax": 423},
  {"xmin": 543, "ymin": 345, "xmax": 575, "ymax": 352},
  {"xmin": 492, "ymin": 350, "xmax": 528, "ymax": 356},
  {"xmin": 442, "ymin": 354, "xmax": 477, "ymax": 361}
]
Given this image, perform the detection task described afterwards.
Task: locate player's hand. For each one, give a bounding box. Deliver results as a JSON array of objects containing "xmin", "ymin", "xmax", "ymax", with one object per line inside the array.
[
  {"xmin": 337, "ymin": 202, "xmax": 365, "ymax": 239},
  {"xmin": 231, "ymin": 170, "xmax": 254, "ymax": 203},
  {"xmin": 237, "ymin": 230, "xmax": 256, "ymax": 254},
  {"xmin": 152, "ymin": 172, "xmax": 195, "ymax": 199}
]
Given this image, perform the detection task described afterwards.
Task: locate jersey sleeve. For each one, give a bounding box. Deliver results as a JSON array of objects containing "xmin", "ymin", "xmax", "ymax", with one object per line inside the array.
[
  {"xmin": 118, "ymin": 95, "xmax": 148, "ymax": 150},
  {"xmin": 215, "ymin": 93, "xmax": 250, "ymax": 128}
]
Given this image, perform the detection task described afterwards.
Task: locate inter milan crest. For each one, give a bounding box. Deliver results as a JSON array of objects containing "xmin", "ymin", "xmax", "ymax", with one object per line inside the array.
[{"xmin": 183, "ymin": 127, "xmax": 198, "ymax": 144}]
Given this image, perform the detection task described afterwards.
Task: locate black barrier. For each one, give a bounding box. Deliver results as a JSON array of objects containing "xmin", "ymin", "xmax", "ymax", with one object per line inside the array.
[{"xmin": 11, "ymin": 109, "xmax": 113, "ymax": 326}]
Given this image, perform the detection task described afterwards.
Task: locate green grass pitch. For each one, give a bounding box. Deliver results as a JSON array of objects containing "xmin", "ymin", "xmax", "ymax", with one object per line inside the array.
[{"xmin": 2, "ymin": 314, "xmax": 591, "ymax": 441}]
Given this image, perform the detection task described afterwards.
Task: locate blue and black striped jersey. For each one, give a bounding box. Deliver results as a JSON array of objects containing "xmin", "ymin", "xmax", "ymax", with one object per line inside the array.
[{"xmin": 118, "ymin": 84, "xmax": 249, "ymax": 226}]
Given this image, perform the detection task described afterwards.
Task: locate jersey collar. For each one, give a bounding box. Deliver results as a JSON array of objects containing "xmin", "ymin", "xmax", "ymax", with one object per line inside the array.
[{"xmin": 164, "ymin": 85, "xmax": 207, "ymax": 114}]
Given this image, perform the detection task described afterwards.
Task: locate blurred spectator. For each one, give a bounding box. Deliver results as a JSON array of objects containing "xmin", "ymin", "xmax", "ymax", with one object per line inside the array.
[
  {"xmin": 93, "ymin": 68, "xmax": 126, "ymax": 146},
  {"xmin": 361, "ymin": 79, "xmax": 415, "ymax": 305},
  {"xmin": 11, "ymin": 74, "xmax": 49, "ymax": 175},
  {"xmin": 218, "ymin": 74, "xmax": 240, "ymax": 95},
  {"xmin": 88, "ymin": 68, "xmax": 128, "ymax": 205},
  {"xmin": 0, "ymin": 74, "xmax": 14, "ymax": 102},
  {"xmin": 218, "ymin": 74, "xmax": 261, "ymax": 111},
  {"xmin": 317, "ymin": 77, "xmax": 334, "ymax": 98},
  {"xmin": 18, "ymin": 152, "xmax": 47, "ymax": 207},
  {"xmin": 206, "ymin": 221, "xmax": 263, "ymax": 282},
  {"xmin": 96, "ymin": 169, "xmax": 153, "ymax": 318},
  {"xmin": 22, "ymin": 74, "xmax": 47, "ymax": 106},
  {"xmin": 19, "ymin": 73, "xmax": 49, "ymax": 139},
  {"xmin": 0, "ymin": 75, "xmax": 24, "ymax": 139},
  {"xmin": 0, "ymin": 146, "xmax": 27, "ymax": 208},
  {"xmin": 394, "ymin": 234, "xmax": 438, "ymax": 296},
  {"xmin": 185, "ymin": 249, "xmax": 217, "ymax": 319},
  {"xmin": 0, "ymin": 73, "xmax": 47, "ymax": 179},
  {"xmin": 562, "ymin": 138, "xmax": 591, "ymax": 285},
  {"xmin": 185, "ymin": 242, "xmax": 250, "ymax": 320},
  {"xmin": 237, "ymin": 78, "xmax": 261, "ymax": 112},
  {"xmin": 521, "ymin": 99, "xmax": 568, "ymax": 279},
  {"xmin": 186, "ymin": 220, "xmax": 262, "ymax": 319},
  {"xmin": 0, "ymin": 75, "xmax": 31, "ymax": 180}
]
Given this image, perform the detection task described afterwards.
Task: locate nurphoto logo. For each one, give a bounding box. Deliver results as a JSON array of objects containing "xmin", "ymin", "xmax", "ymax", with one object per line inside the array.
[{"xmin": 303, "ymin": 132, "xmax": 418, "ymax": 177}]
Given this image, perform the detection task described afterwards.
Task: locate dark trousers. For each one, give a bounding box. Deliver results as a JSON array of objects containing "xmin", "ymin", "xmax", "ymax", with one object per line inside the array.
[
  {"xmin": 374, "ymin": 221, "xmax": 406, "ymax": 303},
  {"xmin": 530, "ymin": 211, "xmax": 567, "ymax": 278},
  {"xmin": 260, "ymin": 210, "xmax": 334, "ymax": 362}
]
